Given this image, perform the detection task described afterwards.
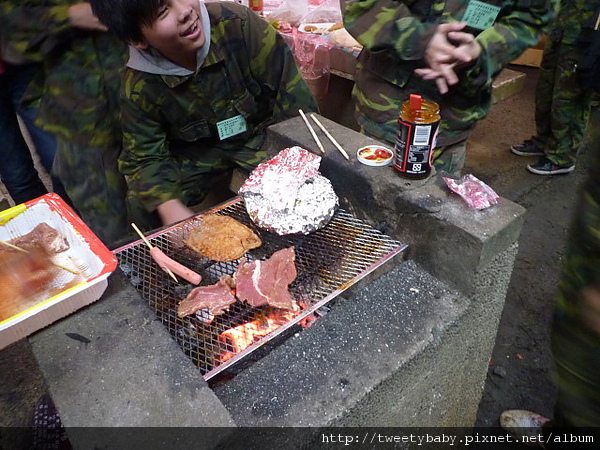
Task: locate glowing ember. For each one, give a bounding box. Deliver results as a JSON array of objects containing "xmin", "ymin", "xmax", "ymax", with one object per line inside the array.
[{"xmin": 219, "ymin": 308, "xmax": 314, "ymax": 362}]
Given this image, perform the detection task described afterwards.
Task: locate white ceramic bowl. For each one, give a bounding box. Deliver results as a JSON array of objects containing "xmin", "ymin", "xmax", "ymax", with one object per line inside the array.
[{"xmin": 357, "ymin": 145, "xmax": 394, "ymax": 166}]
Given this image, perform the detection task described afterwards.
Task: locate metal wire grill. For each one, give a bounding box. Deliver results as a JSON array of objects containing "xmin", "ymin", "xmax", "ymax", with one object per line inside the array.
[{"xmin": 114, "ymin": 197, "xmax": 407, "ymax": 379}]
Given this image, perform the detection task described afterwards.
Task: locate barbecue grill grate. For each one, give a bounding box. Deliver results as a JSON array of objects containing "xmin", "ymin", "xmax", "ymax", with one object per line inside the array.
[{"xmin": 114, "ymin": 197, "xmax": 407, "ymax": 379}]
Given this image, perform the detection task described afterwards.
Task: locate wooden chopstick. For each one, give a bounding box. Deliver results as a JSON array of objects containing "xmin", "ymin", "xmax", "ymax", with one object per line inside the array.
[
  {"xmin": 0, "ymin": 239, "xmax": 79, "ymax": 274},
  {"xmin": 299, "ymin": 109, "xmax": 325, "ymax": 154},
  {"xmin": 0, "ymin": 240, "xmax": 28, "ymax": 253},
  {"xmin": 310, "ymin": 114, "xmax": 351, "ymax": 161},
  {"xmin": 130, "ymin": 223, "xmax": 178, "ymax": 282}
]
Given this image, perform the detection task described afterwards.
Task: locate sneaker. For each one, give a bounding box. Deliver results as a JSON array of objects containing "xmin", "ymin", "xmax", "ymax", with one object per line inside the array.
[
  {"xmin": 527, "ymin": 157, "xmax": 575, "ymax": 175},
  {"xmin": 500, "ymin": 409, "xmax": 552, "ymax": 448},
  {"xmin": 511, "ymin": 139, "xmax": 545, "ymax": 156}
]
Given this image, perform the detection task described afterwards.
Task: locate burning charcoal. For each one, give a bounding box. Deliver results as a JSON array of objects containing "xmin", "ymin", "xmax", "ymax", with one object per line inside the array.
[{"xmin": 195, "ymin": 308, "xmax": 214, "ymax": 324}]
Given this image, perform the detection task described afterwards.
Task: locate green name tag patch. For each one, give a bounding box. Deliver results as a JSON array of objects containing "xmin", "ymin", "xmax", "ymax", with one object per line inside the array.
[
  {"xmin": 216, "ymin": 115, "xmax": 248, "ymax": 140},
  {"xmin": 462, "ymin": 0, "xmax": 500, "ymax": 30}
]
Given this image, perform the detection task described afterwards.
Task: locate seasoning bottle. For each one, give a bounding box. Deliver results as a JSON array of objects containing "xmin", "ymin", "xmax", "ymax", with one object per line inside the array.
[
  {"xmin": 393, "ymin": 94, "xmax": 440, "ymax": 179},
  {"xmin": 249, "ymin": 0, "xmax": 263, "ymax": 14}
]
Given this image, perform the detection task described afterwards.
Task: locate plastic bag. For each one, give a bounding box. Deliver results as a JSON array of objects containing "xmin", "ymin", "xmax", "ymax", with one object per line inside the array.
[
  {"xmin": 291, "ymin": 29, "xmax": 334, "ymax": 100},
  {"xmin": 301, "ymin": 0, "xmax": 342, "ymax": 24},
  {"xmin": 268, "ymin": 0, "xmax": 309, "ymax": 26},
  {"xmin": 443, "ymin": 174, "xmax": 500, "ymax": 210}
]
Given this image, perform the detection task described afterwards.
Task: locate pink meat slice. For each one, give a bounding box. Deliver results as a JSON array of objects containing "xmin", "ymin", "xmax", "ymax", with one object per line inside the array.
[
  {"xmin": 177, "ymin": 275, "xmax": 236, "ymax": 318},
  {"xmin": 234, "ymin": 247, "xmax": 299, "ymax": 311}
]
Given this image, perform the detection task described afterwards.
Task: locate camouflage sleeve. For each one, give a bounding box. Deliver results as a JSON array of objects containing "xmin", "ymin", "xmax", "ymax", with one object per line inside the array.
[
  {"xmin": 341, "ymin": 0, "xmax": 438, "ymax": 60},
  {"xmin": 242, "ymin": 6, "xmax": 318, "ymax": 125},
  {"xmin": 1, "ymin": 1, "xmax": 74, "ymax": 62},
  {"xmin": 470, "ymin": 0, "xmax": 558, "ymax": 86},
  {"xmin": 119, "ymin": 74, "xmax": 184, "ymax": 213},
  {"xmin": 342, "ymin": 0, "xmax": 557, "ymax": 93}
]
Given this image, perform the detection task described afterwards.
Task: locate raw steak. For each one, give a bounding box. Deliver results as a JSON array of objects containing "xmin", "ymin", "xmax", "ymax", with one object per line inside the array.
[
  {"xmin": 10, "ymin": 222, "xmax": 70, "ymax": 255},
  {"xmin": 177, "ymin": 275, "xmax": 237, "ymax": 318},
  {"xmin": 234, "ymin": 247, "xmax": 299, "ymax": 311}
]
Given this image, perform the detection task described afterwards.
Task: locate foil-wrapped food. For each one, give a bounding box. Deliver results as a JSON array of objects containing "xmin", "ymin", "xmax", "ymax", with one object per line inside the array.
[{"xmin": 239, "ymin": 146, "xmax": 339, "ymax": 235}]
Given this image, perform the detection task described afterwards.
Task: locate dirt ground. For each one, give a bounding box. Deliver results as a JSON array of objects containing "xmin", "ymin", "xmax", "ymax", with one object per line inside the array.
[
  {"xmin": 466, "ymin": 65, "xmax": 596, "ymax": 429},
  {"xmin": 0, "ymin": 65, "xmax": 595, "ymax": 439}
]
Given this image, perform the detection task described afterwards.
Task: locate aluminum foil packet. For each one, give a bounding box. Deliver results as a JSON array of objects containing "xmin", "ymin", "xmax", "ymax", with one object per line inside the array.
[
  {"xmin": 239, "ymin": 146, "xmax": 339, "ymax": 235},
  {"xmin": 443, "ymin": 174, "xmax": 500, "ymax": 210}
]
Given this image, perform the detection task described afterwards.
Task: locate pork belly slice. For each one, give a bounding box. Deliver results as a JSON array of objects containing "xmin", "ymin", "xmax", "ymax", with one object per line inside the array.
[
  {"xmin": 10, "ymin": 222, "xmax": 70, "ymax": 255},
  {"xmin": 177, "ymin": 275, "xmax": 236, "ymax": 318},
  {"xmin": 234, "ymin": 247, "xmax": 299, "ymax": 311}
]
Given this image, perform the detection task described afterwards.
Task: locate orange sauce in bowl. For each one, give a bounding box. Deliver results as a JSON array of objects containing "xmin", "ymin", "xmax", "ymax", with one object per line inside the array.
[{"xmin": 358, "ymin": 146, "xmax": 393, "ymax": 164}]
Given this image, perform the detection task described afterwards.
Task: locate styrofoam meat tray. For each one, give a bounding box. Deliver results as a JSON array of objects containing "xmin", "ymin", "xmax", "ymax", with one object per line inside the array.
[{"xmin": 0, "ymin": 193, "xmax": 117, "ymax": 349}]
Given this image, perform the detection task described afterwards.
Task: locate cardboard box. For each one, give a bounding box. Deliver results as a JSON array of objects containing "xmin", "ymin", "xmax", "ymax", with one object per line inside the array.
[
  {"xmin": 0, "ymin": 193, "xmax": 117, "ymax": 349},
  {"xmin": 511, "ymin": 48, "xmax": 544, "ymax": 67},
  {"xmin": 511, "ymin": 35, "xmax": 546, "ymax": 67}
]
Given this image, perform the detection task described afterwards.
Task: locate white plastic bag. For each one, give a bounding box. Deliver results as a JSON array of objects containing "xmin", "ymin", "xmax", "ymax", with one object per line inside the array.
[
  {"xmin": 300, "ymin": 0, "xmax": 342, "ymax": 24},
  {"xmin": 268, "ymin": 0, "xmax": 309, "ymax": 26},
  {"xmin": 443, "ymin": 174, "xmax": 500, "ymax": 210}
]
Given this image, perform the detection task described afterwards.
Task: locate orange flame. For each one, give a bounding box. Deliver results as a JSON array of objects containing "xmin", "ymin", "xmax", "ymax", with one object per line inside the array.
[{"xmin": 219, "ymin": 308, "xmax": 315, "ymax": 363}]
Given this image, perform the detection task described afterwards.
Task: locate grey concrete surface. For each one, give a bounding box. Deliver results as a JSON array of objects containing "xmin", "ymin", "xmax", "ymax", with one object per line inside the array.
[
  {"xmin": 215, "ymin": 248, "xmax": 516, "ymax": 429},
  {"xmin": 29, "ymin": 274, "xmax": 234, "ymax": 430}
]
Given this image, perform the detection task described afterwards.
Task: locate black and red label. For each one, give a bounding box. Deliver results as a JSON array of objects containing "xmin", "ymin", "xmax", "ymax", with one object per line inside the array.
[{"xmin": 393, "ymin": 119, "xmax": 439, "ymax": 177}]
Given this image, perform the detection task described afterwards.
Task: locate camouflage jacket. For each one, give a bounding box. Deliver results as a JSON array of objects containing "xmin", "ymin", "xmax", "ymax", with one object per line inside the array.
[
  {"xmin": 342, "ymin": 0, "xmax": 557, "ymax": 146},
  {"xmin": 549, "ymin": 0, "xmax": 600, "ymax": 45},
  {"xmin": 119, "ymin": 2, "xmax": 317, "ymax": 212},
  {"xmin": 0, "ymin": 0, "xmax": 127, "ymax": 147}
]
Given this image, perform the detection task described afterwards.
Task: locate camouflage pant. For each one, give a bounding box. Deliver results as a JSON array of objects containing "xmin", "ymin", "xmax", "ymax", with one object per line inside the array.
[
  {"xmin": 532, "ymin": 37, "xmax": 593, "ymax": 167},
  {"xmin": 432, "ymin": 140, "xmax": 468, "ymax": 177},
  {"xmin": 550, "ymin": 141, "xmax": 600, "ymax": 430},
  {"xmin": 54, "ymin": 139, "xmax": 131, "ymax": 248}
]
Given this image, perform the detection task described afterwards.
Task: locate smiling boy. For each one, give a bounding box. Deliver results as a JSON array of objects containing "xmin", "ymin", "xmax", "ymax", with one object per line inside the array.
[{"xmin": 91, "ymin": 0, "xmax": 317, "ymax": 228}]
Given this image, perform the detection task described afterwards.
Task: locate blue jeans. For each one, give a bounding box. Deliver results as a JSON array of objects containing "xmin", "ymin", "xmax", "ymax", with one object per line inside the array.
[{"xmin": 0, "ymin": 63, "xmax": 69, "ymax": 205}]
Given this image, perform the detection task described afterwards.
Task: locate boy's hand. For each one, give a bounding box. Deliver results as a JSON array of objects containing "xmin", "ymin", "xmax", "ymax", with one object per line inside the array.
[
  {"xmin": 156, "ymin": 199, "xmax": 196, "ymax": 227},
  {"xmin": 414, "ymin": 22, "xmax": 481, "ymax": 94},
  {"xmin": 581, "ymin": 286, "xmax": 600, "ymax": 335},
  {"xmin": 68, "ymin": 3, "xmax": 108, "ymax": 32}
]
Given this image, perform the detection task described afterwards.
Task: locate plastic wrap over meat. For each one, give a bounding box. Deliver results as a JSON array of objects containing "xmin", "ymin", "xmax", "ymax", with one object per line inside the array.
[
  {"xmin": 239, "ymin": 146, "xmax": 339, "ymax": 235},
  {"xmin": 443, "ymin": 174, "xmax": 500, "ymax": 210}
]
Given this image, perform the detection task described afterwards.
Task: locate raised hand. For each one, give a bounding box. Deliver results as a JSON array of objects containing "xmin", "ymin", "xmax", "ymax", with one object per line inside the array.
[
  {"xmin": 68, "ymin": 2, "xmax": 108, "ymax": 32},
  {"xmin": 414, "ymin": 22, "xmax": 482, "ymax": 94}
]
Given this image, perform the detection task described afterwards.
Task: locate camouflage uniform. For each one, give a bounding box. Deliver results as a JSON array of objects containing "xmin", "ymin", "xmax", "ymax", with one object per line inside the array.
[
  {"xmin": 551, "ymin": 141, "xmax": 600, "ymax": 429},
  {"xmin": 1, "ymin": 1, "xmax": 131, "ymax": 247},
  {"xmin": 120, "ymin": 2, "xmax": 317, "ymax": 217},
  {"xmin": 530, "ymin": 0, "xmax": 598, "ymax": 168},
  {"xmin": 342, "ymin": 0, "xmax": 556, "ymax": 174}
]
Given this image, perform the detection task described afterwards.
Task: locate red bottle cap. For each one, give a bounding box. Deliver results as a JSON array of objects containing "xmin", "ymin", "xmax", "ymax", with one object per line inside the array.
[{"xmin": 409, "ymin": 94, "xmax": 422, "ymax": 111}]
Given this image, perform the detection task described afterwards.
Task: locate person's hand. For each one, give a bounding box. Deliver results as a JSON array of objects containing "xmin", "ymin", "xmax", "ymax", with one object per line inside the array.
[
  {"xmin": 68, "ymin": 2, "xmax": 108, "ymax": 31},
  {"xmin": 414, "ymin": 22, "xmax": 481, "ymax": 94},
  {"xmin": 156, "ymin": 199, "xmax": 196, "ymax": 226},
  {"xmin": 580, "ymin": 286, "xmax": 600, "ymax": 335}
]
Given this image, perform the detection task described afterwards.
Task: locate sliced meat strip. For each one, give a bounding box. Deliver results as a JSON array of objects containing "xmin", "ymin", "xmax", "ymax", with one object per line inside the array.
[
  {"xmin": 234, "ymin": 247, "xmax": 298, "ymax": 311},
  {"xmin": 177, "ymin": 275, "xmax": 236, "ymax": 318},
  {"xmin": 10, "ymin": 222, "xmax": 70, "ymax": 255}
]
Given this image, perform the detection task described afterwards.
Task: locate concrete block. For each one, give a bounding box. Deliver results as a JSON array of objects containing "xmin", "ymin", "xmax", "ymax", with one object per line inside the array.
[
  {"xmin": 265, "ymin": 116, "xmax": 526, "ymax": 293},
  {"xmin": 214, "ymin": 245, "xmax": 517, "ymax": 428},
  {"xmin": 491, "ymin": 69, "xmax": 527, "ymax": 104},
  {"xmin": 30, "ymin": 273, "xmax": 235, "ymax": 433}
]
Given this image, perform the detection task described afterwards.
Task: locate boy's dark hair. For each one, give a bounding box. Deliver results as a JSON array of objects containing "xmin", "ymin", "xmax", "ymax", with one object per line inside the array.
[{"xmin": 90, "ymin": 0, "xmax": 163, "ymax": 43}]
